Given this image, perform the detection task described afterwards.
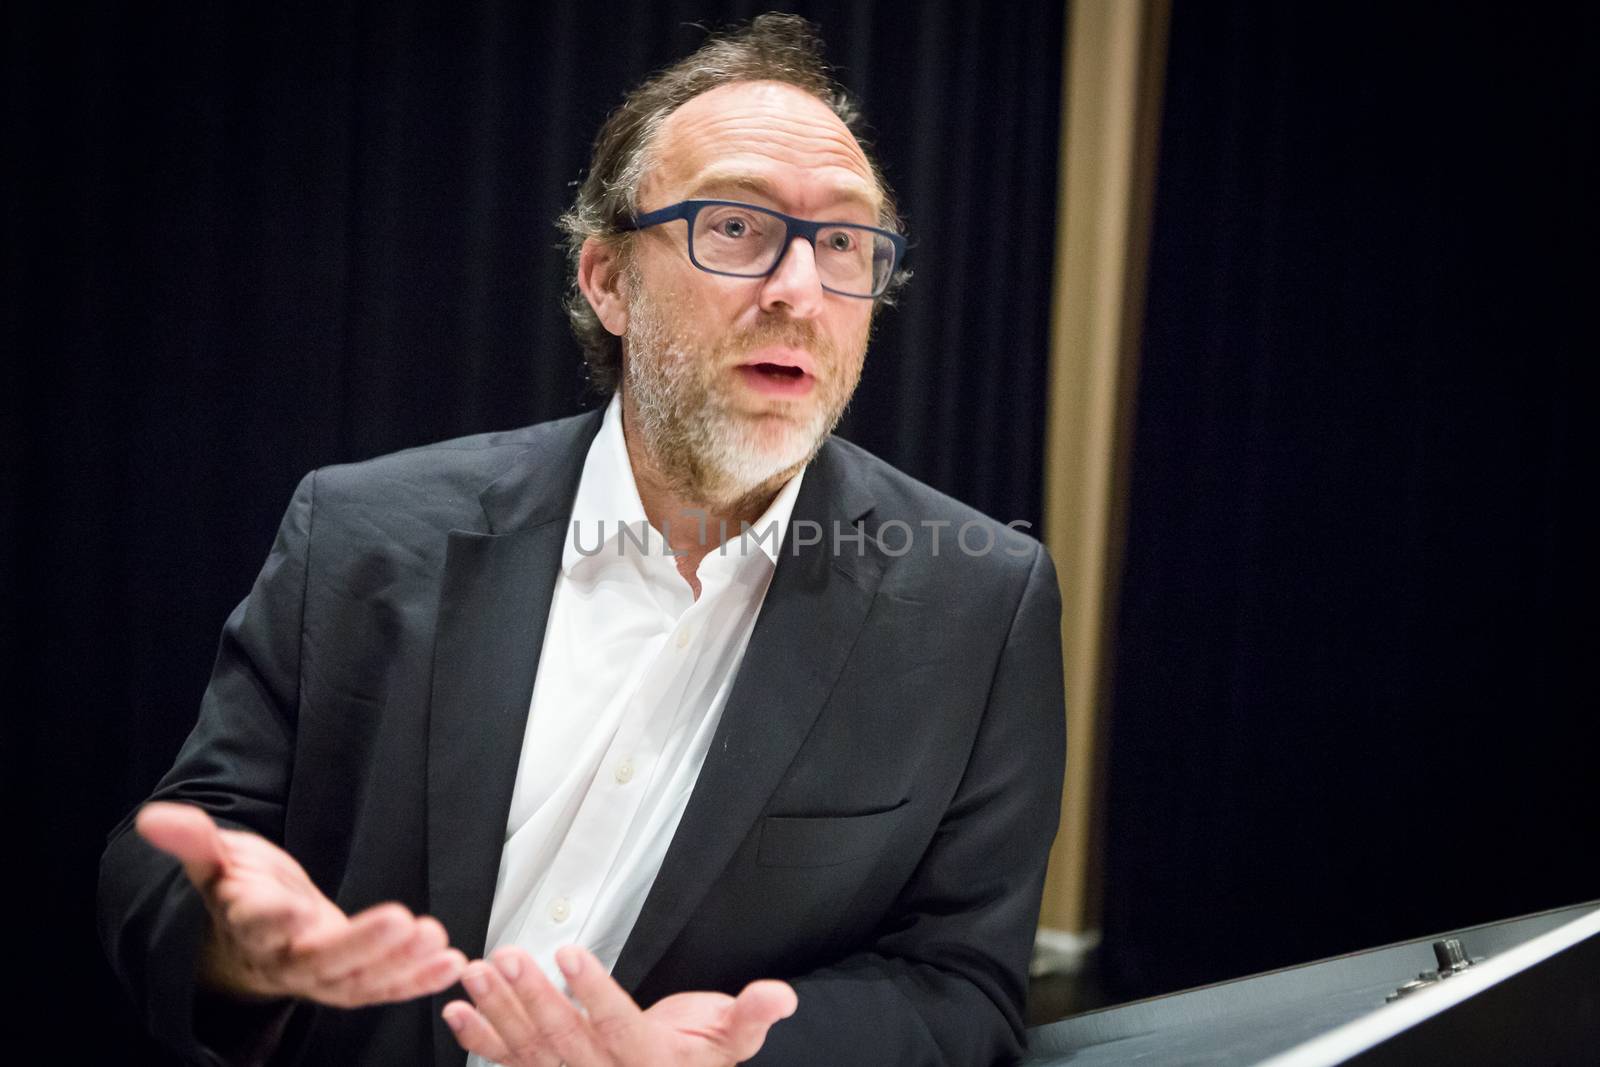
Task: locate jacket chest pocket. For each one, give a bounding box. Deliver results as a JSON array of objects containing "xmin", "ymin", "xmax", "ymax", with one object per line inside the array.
[{"xmin": 756, "ymin": 801, "xmax": 909, "ymax": 868}]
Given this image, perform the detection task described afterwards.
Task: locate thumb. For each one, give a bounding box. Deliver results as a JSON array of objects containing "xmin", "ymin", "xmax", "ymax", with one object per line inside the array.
[
  {"xmin": 720, "ymin": 980, "xmax": 797, "ymax": 1061},
  {"xmin": 136, "ymin": 802, "xmax": 228, "ymax": 890}
]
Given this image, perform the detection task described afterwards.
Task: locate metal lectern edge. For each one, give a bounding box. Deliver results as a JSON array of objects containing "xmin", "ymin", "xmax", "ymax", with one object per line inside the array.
[
  {"xmin": 1254, "ymin": 905, "xmax": 1600, "ymax": 1067},
  {"xmin": 1022, "ymin": 899, "xmax": 1599, "ymax": 1061}
]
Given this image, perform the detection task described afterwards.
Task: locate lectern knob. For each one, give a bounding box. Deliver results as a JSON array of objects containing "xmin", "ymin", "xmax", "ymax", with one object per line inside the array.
[
  {"xmin": 1440, "ymin": 940, "xmax": 1465, "ymax": 979},
  {"xmin": 1433, "ymin": 938, "xmax": 1470, "ymax": 976},
  {"xmin": 1385, "ymin": 937, "xmax": 1483, "ymax": 1001}
]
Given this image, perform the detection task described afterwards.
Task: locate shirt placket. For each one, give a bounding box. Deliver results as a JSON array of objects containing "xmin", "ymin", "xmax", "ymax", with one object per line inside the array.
[{"xmin": 531, "ymin": 546, "xmax": 716, "ymax": 948}]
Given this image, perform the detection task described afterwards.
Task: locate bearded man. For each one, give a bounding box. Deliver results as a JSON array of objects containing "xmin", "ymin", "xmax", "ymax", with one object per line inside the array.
[{"xmin": 100, "ymin": 14, "xmax": 1065, "ymax": 1067}]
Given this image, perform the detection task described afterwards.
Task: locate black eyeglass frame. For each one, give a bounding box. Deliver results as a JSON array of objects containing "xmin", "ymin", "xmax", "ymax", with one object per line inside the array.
[{"xmin": 616, "ymin": 199, "xmax": 908, "ymax": 299}]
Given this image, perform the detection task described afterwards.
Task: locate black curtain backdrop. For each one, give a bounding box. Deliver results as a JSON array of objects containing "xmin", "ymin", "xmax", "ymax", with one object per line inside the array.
[
  {"xmin": 1102, "ymin": 3, "xmax": 1598, "ymax": 998},
  {"xmin": 2, "ymin": 2, "xmax": 1062, "ymax": 1061}
]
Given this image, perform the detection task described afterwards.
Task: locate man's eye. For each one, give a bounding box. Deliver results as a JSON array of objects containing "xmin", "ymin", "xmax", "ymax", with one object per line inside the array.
[
  {"xmin": 825, "ymin": 231, "xmax": 857, "ymax": 253},
  {"xmin": 717, "ymin": 217, "xmax": 751, "ymax": 238}
]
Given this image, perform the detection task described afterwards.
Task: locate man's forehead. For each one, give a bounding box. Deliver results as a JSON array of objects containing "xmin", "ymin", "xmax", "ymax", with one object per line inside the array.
[{"xmin": 645, "ymin": 81, "xmax": 881, "ymax": 214}]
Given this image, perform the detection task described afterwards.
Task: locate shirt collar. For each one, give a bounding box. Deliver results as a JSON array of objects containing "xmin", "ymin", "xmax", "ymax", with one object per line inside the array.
[{"xmin": 562, "ymin": 393, "xmax": 808, "ymax": 574}]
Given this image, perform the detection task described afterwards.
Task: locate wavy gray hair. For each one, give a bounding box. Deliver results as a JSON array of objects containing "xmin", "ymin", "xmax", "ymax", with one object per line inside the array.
[{"xmin": 557, "ymin": 13, "xmax": 907, "ymax": 394}]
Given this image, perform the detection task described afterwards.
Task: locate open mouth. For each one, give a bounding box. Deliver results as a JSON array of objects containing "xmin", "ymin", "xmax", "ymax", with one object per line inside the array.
[
  {"xmin": 749, "ymin": 362, "xmax": 807, "ymax": 380},
  {"xmin": 737, "ymin": 361, "xmax": 815, "ymax": 396}
]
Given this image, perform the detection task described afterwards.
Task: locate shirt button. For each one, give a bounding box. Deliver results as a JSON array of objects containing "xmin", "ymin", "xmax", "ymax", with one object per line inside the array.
[
  {"xmin": 614, "ymin": 758, "xmax": 636, "ymax": 784},
  {"xmin": 676, "ymin": 628, "xmax": 691, "ymax": 649},
  {"xmin": 549, "ymin": 897, "xmax": 571, "ymax": 923}
]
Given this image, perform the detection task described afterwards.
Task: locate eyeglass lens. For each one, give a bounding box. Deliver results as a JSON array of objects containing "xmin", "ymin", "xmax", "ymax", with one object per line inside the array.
[{"xmin": 690, "ymin": 204, "xmax": 893, "ymax": 296}]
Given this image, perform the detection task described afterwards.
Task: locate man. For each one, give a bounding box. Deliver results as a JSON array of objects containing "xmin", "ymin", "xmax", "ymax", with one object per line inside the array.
[{"xmin": 100, "ymin": 14, "xmax": 1065, "ymax": 1067}]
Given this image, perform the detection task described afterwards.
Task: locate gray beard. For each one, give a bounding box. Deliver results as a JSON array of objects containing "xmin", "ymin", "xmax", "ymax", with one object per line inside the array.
[{"xmin": 621, "ymin": 283, "xmax": 855, "ymax": 512}]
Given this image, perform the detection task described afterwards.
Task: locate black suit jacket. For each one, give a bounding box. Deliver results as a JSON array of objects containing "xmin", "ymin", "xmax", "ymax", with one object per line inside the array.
[{"xmin": 99, "ymin": 408, "xmax": 1066, "ymax": 1067}]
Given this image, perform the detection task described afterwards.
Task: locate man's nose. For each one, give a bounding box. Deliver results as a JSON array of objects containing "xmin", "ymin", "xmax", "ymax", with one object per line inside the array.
[{"xmin": 759, "ymin": 236, "xmax": 825, "ymax": 318}]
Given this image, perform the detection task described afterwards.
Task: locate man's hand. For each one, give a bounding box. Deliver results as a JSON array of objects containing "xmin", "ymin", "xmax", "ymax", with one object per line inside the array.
[
  {"xmin": 444, "ymin": 945, "xmax": 796, "ymax": 1066},
  {"xmin": 136, "ymin": 801, "xmax": 468, "ymax": 1009}
]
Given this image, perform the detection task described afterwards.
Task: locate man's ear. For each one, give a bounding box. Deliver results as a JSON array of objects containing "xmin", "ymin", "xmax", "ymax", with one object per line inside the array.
[{"xmin": 577, "ymin": 237, "xmax": 630, "ymax": 337}]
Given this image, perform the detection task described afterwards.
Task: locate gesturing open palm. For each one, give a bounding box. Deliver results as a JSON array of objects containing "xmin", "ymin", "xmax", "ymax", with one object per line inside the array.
[
  {"xmin": 137, "ymin": 801, "xmax": 467, "ymax": 1007},
  {"xmin": 445, "ymin": 944, "xmax": 797, "ymax": 1067}
]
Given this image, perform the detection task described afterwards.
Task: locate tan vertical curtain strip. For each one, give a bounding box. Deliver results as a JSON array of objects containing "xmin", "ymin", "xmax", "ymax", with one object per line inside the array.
[{"xmin": 1038, "ymin": 0, "xmax": 1170, "ymax": 938}]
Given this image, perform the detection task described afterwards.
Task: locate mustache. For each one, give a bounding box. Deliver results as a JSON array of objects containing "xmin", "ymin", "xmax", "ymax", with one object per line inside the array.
[{"xmin": 725, "ymin": 319, "xmax": 827, "ymax": 356}]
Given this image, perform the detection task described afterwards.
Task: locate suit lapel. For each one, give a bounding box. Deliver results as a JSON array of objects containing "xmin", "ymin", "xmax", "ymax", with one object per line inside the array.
[
  {"xmin": 426, "ymin": 409, "xmax": 601, "ymax": 1067},
  {"xmin": 612, "ymin": 438, "xmax": 883, "ymax": 992}
]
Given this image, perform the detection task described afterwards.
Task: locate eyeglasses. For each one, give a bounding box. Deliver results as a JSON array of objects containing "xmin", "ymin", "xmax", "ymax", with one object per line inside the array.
[{"xmin": 617, "ymin": 199, "xmax": 907, "ymax": 299}]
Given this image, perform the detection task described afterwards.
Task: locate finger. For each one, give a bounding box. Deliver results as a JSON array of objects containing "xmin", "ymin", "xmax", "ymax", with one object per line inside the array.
[
  {"xmin": 463, "ymin": 958, "xmax": 563, "ymax": 1067},
  {"xmin": 496, "ymin": 947, "xmax": 610, "ymax": 1065},
  {"xmin": 337, "ymin": 915, "xmax": 447, "ymax": 1002},
  {"xmin": 293, "ymin": 903, "xmax": 414, "ymax": 985},
  {"xmin": 555, "ymin": 945, "xmax": 643, "ymax": 1042},
  {"xmin": 382, "ymin": 948, "xmax": 468, "ymax": 1003},
  {"xmin": 443, "ymin": 1000, "xmax": 512, "ymax": 1063},
  {"xmin": 719, "ymin": 979, "xmax": 798, "ymax": 1061},
  {"xmin": 371, "ymin": 914, "xmax": 448, "ymax": 972},
  {"xmin": 136, "ymin": 802, "xmax": 228, "ymax": 889}
]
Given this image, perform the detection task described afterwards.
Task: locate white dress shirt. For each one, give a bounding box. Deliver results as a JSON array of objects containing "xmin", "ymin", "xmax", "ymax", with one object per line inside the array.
[{"xmin": 471, "ymin": 393, "xmax": 805, "ymax": 1015}]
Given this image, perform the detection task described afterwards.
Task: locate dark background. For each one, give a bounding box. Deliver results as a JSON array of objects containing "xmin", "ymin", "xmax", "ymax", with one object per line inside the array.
[
  {"xmin": 1101, "ymin": 2, "xmax": 1598, "ymax": 998},
  {"xmin": 1, "ymin": 0, "xmax": 1594, "ymax": 1062}
]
